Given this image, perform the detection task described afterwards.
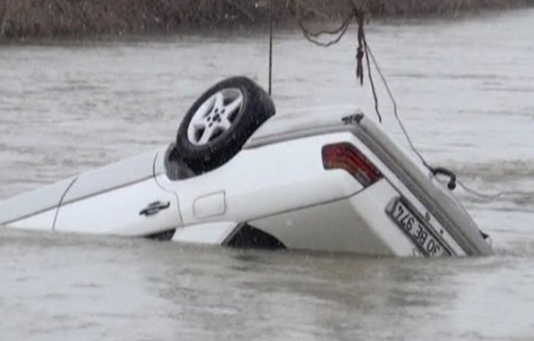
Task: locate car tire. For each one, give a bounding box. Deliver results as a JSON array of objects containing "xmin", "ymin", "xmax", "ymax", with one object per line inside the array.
[{"xmin": 176, "ymin": 76, "xmax": 275, "ymax": 174}]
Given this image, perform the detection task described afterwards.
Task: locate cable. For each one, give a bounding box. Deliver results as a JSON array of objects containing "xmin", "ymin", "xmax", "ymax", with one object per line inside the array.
[
  {"xmin": 297, "ymin": 14, "xmax": 353, "ymax": 48},
  {"xmin": 268, "ymin": 0, "xmax": 273, "ymax": 96},
  {"xmin": 364, "ymin": 42, "xmax": 433, "ymax": 171},
  {"xmin": 363, "ymin": 38, "xmax": 382, "ymax": 122},
  {"xmin": 295, "ymin": 3, "xmax": 531, "ymax": 203},
  {"xmin": 296, "ymin": 0, "xmax": 356, "ymax": 47},
  {"xmin": 364, "ymin": 42, "xmax": 534, "ymax": 201},
  {"xmin": 366, "ymin": 43, "xmax": 534, "ymax": 201},
  {"xmin": 296, "ymin": 1, "xmax": 382, "ymax": 121},
  {"xmin": 365, "ymin": 43, "xmax": 519, "ymax": 200}
]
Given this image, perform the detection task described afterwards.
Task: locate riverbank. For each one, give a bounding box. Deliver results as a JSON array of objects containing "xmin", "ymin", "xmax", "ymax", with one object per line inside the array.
[{"xmin": 0, "ymin": 0, "xmax": 532, "ymax": 39}]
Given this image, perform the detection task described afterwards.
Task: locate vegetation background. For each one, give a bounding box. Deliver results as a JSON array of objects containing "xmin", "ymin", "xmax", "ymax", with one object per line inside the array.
[{"xmin": 0, "ymin": 0, "xmax": 531, "ymax": 39}]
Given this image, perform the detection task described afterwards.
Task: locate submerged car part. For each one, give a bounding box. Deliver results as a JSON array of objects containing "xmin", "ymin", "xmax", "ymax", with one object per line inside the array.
[{"xmin": 0, "ymin": 78, "xmax": 492, "ymax": 257}]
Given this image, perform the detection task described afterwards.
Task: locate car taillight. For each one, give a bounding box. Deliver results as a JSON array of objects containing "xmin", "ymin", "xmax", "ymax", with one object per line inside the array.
[{"xmin": 322, "ymin": 143, "xmax": 383, "ymax": 187}]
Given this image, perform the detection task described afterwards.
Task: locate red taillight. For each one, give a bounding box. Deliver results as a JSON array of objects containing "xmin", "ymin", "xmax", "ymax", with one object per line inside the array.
[{"xmin": 322, "ymin": 143, "xmax": 383, "ymax": 187}]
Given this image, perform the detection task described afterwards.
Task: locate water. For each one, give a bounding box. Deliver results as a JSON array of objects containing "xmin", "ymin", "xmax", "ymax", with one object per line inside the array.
[{"xmin": 1, "ymin": 8, "xmax": 534, "ymax": 340}]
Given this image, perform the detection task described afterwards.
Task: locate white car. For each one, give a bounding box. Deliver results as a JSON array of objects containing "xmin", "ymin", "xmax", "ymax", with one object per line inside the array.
[{"xmin": 0, "ymin": 77, "xmax": 492, "ymax": 257}]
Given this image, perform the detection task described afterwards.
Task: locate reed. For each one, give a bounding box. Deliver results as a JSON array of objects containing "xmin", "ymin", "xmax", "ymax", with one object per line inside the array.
[{"xmin": 0, "ymin": 0, "xmax": 530, "ymax": 39}]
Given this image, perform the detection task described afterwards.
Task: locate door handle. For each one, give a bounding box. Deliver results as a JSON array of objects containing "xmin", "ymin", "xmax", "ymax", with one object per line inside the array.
[{"xmin": 139, "ymin": 201, "xmax": 171, "ymax": 216}]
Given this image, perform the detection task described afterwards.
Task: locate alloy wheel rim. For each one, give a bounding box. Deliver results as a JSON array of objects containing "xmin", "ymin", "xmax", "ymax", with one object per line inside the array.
[{"xmin": 187, "ymin": 88, "xmax": 244, "ymax": 146}]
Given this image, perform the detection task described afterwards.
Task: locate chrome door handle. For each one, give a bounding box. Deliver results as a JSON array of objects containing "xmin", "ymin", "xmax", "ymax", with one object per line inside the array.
[{"xmin": 139, "ymin": 201, "xmax": 171, "ymax": 216}]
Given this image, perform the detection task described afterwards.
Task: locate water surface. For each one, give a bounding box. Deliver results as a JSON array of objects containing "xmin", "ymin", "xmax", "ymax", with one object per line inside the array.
[{"xmin": 1, "ymin": 8, "xmax": 534, "ymax": 340}]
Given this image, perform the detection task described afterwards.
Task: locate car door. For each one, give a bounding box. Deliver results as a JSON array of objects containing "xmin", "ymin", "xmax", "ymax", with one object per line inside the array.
[{"xmin": 54, "ymin": 150, "xmax": 182, "ymax": 237}]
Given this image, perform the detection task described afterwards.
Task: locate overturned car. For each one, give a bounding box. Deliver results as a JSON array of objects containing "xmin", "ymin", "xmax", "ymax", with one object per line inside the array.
[{"xmin": 0, "ymin": 77, "xmax": 492, "ymax": 257}]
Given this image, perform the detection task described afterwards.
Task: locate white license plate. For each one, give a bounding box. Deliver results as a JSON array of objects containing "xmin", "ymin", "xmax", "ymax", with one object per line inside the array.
[{"xmin": 390, "ymin": 200, "xmax": 447, "ymax": 257}]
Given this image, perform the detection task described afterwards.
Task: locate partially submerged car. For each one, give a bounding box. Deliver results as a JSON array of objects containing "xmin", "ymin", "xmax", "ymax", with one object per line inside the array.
[{"xmin": 0, "ymin": 77, "xmax": 492, "ymax": 257}]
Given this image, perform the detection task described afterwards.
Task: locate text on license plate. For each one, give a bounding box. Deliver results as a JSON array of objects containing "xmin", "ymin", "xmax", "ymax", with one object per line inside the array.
[{"xmin": 391, "ymin": 200, "xmax": 447, "ymax": 257}]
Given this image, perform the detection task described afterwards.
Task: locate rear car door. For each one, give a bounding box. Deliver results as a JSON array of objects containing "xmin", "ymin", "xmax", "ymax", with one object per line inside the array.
[{"xmin": 53, "ymin": 149, "xmax": 182, "ymax": 237}]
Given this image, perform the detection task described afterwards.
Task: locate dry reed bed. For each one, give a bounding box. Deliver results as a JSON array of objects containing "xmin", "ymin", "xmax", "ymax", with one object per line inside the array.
[{"xmin": 0, "ymin": 0, "xmax": 530, "ymax": 39}]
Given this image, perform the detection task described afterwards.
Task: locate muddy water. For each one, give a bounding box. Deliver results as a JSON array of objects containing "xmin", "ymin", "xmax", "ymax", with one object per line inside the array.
[{"xmin": 1, "ymin": 8, "xmax": 534, "ymax": 340}]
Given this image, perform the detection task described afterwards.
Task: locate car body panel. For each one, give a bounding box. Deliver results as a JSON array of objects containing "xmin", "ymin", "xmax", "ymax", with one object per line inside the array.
[
  {"xmin": 7, "ymin": 208, "xmax": 59, "ymax": 231},
  {"xmin": 156, "ymin": 133, "xmax": 363, "ymax": 227},
  {"xmin": 249, "ymin": 179, "xmax": 415, "ymax": 256},
  {"xmin": 1, "ymin": 147, "xmax": 178, "ymax": 235},
  {"xmin": 54, "ymin": 177, "xmax": 181, "ymax": 236},
  {"xmin": 59, "ymin": 148, "xmax": 164, "ymax": 206},
  {"xmin": 353, "ymin": 115, "xmax": 492, "ymax": 255},
  {"xmin": 245, "ymin": 110, "xmax": 492, "ymax": 256},
  {"xmin": 171, "ymin": 221, "xmax": 237, "ymax": 244},
  {"xmin": 0, "ymin": 177, "xmax": 76, "ymax": 228}
]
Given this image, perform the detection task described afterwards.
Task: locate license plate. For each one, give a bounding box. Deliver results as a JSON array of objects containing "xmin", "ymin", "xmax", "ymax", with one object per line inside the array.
[{"xmin": 390, "ymin": 200, "xmax": 448, "ymax": 257}]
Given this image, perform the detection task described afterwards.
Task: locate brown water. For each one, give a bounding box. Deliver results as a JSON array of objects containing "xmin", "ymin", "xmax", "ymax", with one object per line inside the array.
[{"xmin": 1, "ymin": 8, "xmax": 534, "ymax": 340}]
